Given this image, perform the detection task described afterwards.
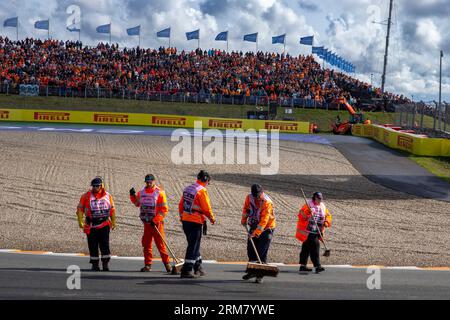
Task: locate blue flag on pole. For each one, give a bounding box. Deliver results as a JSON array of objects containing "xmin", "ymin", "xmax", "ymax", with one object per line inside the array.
[
  {"xmin": 67, "ymin": 25, "xmax": 80, "ymax": 32},
  {"xmin": 300, "ymin": 36, "xmax": 314, "ymax": 45},
  {"xmin": 215, "ymin": 31, "xmax": 228, "ymax": 41},
  {"xmin": 312, "ymin": 46, "xmax": 324, "ymax": 56},
  {"xmin": 157, "ymin": 27, "xmax": 170, "ymax": 38},
  {"xmin": 186, "ymin": 29, "xmax": 199, "ymax": 40},
  {"xmin": 34, "ymin": 20, "xmax": 49, "ymax": 30},
  {"xmin": 331, "ymin": 53, "xmax": 338, "ymax": 66},
  {"xmin": 127, "ymin": 25, "xmax": 140, "ymax": 36},
  {"xmin": 272, "ymin": 34, "xmax": 286, "ymax": 44},
  {"xmin": 3, "ymin": 17, "xmax": 18, "ymax": 28},
  {"xmin": 96, "ymin": 23, "xmax": 111, "ymax": 34},
  {"xmin": 243, "ymin": 33, "xmax": 258, "ymax": 42}
]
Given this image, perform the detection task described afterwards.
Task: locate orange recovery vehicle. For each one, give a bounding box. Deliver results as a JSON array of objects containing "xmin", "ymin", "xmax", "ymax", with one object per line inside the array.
[{"xmin": 331, "ymin": 98, "xmax": 371, "ymax": 135}]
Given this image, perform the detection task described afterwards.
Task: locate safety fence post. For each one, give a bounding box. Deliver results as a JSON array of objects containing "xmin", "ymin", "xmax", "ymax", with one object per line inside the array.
[
  {"xmin": 411, "ymin": 103, "xmax": 416, "ymax": 129},
  {"xmin": 433, "ymin": 101, "xmax": 438, "ymax": 131},
  {"xmin": 444, "ymin": 103, "xmax": 448, "ymax": 133},
  {"xmin": 419, "ymin": 103, "xmax": 424, "ymax": 130}
]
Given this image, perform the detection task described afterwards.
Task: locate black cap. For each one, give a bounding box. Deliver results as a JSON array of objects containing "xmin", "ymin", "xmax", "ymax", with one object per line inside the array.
[
  {"xmin": 313, "ymin": 192, "xmax": 323, "ymax": 200},
  {"xmin": 251, "ymin": 184, "xmax": 263, "ymax": 197},
  {"xmin": 91, "ymin": 177, "xmax": 103, "ymax": 187},
  {"xmin": 145, "ymin": 174, "xmax": 156, "ymax": 182},
  {"xmin": 197, "ymin": 170, "xmax": 211, "ymax": 182}
]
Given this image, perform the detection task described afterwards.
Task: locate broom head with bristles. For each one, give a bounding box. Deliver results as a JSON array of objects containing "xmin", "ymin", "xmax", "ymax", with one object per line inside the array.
[{"xmin": 246, "ymin": 262, "xmax": 279, "ymax": 278}]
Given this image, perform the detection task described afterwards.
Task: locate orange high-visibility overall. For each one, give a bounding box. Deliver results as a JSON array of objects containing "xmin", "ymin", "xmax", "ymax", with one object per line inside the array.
[{"xmin": 130, "ymin": 186, "xmax": 170, "ymax": 265}]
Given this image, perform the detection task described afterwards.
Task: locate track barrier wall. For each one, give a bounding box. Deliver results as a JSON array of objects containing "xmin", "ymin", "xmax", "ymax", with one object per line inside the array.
[
  {"xmin": 0, "ymin": 108, "xmax": 311, "ymax": 134},
  {"xmin": 352, "ymin": 124, "xmax": 450, "ymax": 157}
]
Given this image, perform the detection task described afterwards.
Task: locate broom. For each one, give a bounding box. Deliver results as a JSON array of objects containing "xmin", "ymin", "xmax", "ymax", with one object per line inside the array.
[
  {"xmin": 244, "ymin": 225, "xmax": 279, "ymax": 278},
  {"xmin": 300, "ymin": 188, "xmax": 331, "ymax": 257},
  {"xmin": 152, "ymin": 224, "xmax": 184, "ymax": 275}
]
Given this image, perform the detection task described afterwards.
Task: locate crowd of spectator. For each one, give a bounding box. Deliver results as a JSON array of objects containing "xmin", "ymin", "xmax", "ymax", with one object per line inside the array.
[{"xmin": 0, "ymin": 37, "xmax": 411, "ymax": 110}]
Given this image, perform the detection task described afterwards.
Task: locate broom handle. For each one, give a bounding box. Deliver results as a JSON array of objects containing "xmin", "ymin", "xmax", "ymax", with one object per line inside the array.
[
  {"xmin": 152, "ymin": 223, "xmax": 180, "ymax": 264},
  {"xmin": 244, "ymin": 225, "xmax": 264, "ymax": 264},
  {"xmin": 300, "ymin": 188, "xmax": 329, "ymax": 251}
]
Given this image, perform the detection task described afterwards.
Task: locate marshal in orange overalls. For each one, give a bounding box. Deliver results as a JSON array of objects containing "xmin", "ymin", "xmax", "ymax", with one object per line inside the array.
[{"xmin": 130, "ymin": 184, "xmax": 170, "ymax": 270}]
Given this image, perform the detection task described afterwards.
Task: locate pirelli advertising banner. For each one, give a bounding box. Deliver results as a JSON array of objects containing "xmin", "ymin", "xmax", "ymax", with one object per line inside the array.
[
  {"xmin": 0, "ymin": 109, "xmax": 311, "ymax": 134},
  {"xmin": 352, "ymin": 124, "xmax": 450, "ymax": 157}
]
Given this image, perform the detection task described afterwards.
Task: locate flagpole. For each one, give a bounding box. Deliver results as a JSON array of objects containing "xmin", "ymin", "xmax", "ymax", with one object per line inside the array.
[
  {"xmin": 48, "ymin": 20, "xmax": 50, "ymax": 39},
  {"xmin": 109, "ymin": 21, "xmax": 112, "ymax": 45},
  {"xmin": 16, "ymin": 18, "xmax": 19, "ymax": 41}
]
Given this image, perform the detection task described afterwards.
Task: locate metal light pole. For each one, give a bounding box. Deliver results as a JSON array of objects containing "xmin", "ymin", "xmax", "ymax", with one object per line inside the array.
[
  {"xmin": 438, "ymin": 50, "xmax": 443, "ymax": 130},
  {"xmin": 381, "ymin": 0, "xmax": 394, "ymax": 95}
]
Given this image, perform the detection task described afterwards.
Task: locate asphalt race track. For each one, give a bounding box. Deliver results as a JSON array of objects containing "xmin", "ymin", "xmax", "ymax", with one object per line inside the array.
[{"xmin": 0, "ymin": 252, "xmax": 449, "ymax": 300}]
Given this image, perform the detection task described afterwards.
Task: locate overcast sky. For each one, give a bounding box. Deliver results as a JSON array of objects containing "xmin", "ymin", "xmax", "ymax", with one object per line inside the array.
[{"xmin": 1, "ymin": 0, "xmax": 449, "ymax": 102}]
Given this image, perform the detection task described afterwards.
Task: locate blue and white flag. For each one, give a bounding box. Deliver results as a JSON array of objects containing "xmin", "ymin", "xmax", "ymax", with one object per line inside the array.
[
  {"xmin": 96, "ymin": 23, "xmax": 111, "ymax": 34},
  {"xmin": 300, "ymin": 36, "xmax": 314, "ymax": 45},
  {"xmin": 34, "ymin": 19, "xmax": 49, "ymax": 30},
  {"xmin": 186, "ymin": 29, "xmax": 199, "ymax": 40},
  {"xmin": 312, "ymin": 46, "xmax": 324, "ymax": 56},
  {"xmin": 3, "ymin": 17, "xmax": 18, "ymax": 28},
  {"xmin": 272, "ymin": 34, "xmax": 286, "ymax": 44},
  {"xmin": 243, "ymin": 32, "xmax": 258, "ymax": 43},
  {"xmin": 127, "ymin": 25, "xmax": 140, "ymax": 36},
  {"xmin": 215, "ymin": 31, "xmax": 228, "ymax": 41},
  {"xmin": 157, "ymin": 27, "xmax": 170, "ymax": 38},
  {"xmin": 67, "ymin": 25, "xmax": 81, "ymax": 32}
]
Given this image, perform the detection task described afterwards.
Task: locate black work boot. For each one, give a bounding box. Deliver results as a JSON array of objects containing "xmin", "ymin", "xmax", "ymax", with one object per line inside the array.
[
  {"xmin": 315, "ymin": 266, "xmax": 325, "ymax": 274},
  {"xmin": 194, "ymin": 266, "xmax": 206, "ymax": 277},
  {"xmin": 102, "ymin": 261, "xmax": 110, "ymax": 272},
  {"xmin": 180, "ymin": 270, "xmax": 196, "ymax": 278},
  {"xmin": 91, "ymin": 261, "xmax": 100, "ymax": 271},
  {"xmin": 242, "ymin": 273, "xmax": 257, "ymax": 280},
  {"xmin": 180, "ymin": 265, "xmax": 196, "ymax": 278},
  {"xmin": 164, "ymin": 263, "xmax": 172, "ymax": 273},
  {"xmin": 140, "ymin": 265, "xmax": 152, "ymax": 272},
  {"xmin": 299, "ymin": 265, "xmax": 313, "ymax": 272}
]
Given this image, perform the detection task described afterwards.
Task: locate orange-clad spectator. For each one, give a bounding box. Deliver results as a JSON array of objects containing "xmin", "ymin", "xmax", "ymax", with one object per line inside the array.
[{"xmin": 130, "ymin": 174, "xmax": 172, "ymax": 273}]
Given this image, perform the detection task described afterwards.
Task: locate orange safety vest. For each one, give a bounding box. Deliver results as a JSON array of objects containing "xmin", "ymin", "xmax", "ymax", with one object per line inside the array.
[
  {"xmin": 179, "ymin": 181, "xmax": 214, "ymax": 225},
  {"xmin": 242, "ymin": 193, "xmax": 276, "ymax": 236},
  {"xmin": 85, "ymin": 190, "xmax": 113, "ymax": 231},
  {"xmin": 139, "ymin": 186, "xmax": 160, "ymax": 223},
  {"xmin": 295, "ymin": 200, "xmax": 332, "ymax": 243}
]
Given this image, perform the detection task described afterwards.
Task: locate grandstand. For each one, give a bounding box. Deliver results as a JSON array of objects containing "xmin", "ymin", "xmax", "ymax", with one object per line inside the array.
[{"xmin": 0, "ymin": 37, "xmax": 411, "ymax": 112}]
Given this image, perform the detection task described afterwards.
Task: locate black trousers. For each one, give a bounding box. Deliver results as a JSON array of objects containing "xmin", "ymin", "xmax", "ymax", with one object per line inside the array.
[
  {"xmin": 247, "ymin": 229, "xmax": 274, "ymax": 264},
  {"xmin": 87, "ymin": 226, "xmax": 111, "ymax": 264},
  {"xmin": 299, "ymin": 233, "xmax": 321, "ymax": 267},
  {"xmin": 182, "ymin": 221, "xmax": 203, "ymax": 272}
]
